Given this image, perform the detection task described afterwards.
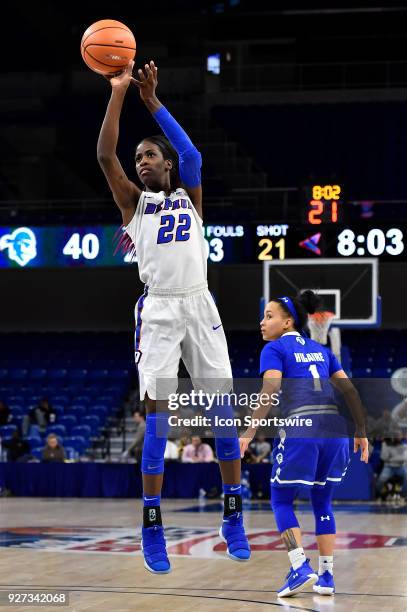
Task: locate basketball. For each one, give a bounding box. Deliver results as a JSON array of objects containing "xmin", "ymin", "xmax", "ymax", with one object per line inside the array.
[{"xmin": 80, "ymin": 19, "xmax": 136, "ymax": 76}]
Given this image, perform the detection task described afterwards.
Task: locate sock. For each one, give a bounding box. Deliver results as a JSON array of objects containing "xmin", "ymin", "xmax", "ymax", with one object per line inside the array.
[
  {"xmin": 319, "ymin": 555, "xmax": 333, "ymax": 575},
  {"xmin": 143, "ymin": 494, "xmax": 160, "ymax": 507},
  {"xmin": 143, "ymin": 494, "xmax": 162, "ymax": 528},
  {"xmin": 288, "ymin": 547, "xmax": 306, "ymax": 570},
  {"xmin": 223, "ymin": 484, "xmax": 242, "ymax": 517}
]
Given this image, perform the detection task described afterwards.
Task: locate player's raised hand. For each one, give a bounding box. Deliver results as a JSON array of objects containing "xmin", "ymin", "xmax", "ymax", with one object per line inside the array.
[
  {"xmin": 105, "ymin": 60, "xmax": 136, "ymax": 91},
  {"xmin": 133, "ymin": 60, "xmax": 158, "ymax": 101},
  {"xmin": 354, "ymin": 437, "xmax": 369, "ymax": 463}
]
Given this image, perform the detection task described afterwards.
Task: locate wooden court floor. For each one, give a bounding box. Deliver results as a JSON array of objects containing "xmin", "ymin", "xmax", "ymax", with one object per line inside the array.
[{"xmin": 0, "ymin": 497, "xmax": 406, "ymax": 611}]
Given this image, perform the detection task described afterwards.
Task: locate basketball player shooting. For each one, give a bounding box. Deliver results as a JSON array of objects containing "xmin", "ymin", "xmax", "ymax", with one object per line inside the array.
[{"xmin": 97, "ymin": 60, "xmax": 250, "ymax": 574}]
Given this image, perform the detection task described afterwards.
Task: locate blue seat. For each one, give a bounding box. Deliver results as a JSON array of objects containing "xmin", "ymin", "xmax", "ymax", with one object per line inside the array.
[
  {"xmin": 27, "ymin": 397, "xmax": 42, "ymax": 407},
  {"xmin": 52, "ymin": 404, "xmax": 65, "ymax": 416},
  {"xmin": 9, "ymin": 369, "xmax": 28, "ymax": 380},
  {"xmin": 352, "ymin": 368, "xmax": 372, "ymax": 378},
  {"xmin": 109, "ymin": 369, "xmax": 129, "ymax": 380},
  {"xmin": 31, "ymin": 447, "xmax": 43, "ymax": 460},
  {"xmin": 50, "ymin": 383, "xmax": 69, "ymax": 392},
  {"xmin": 0, "ymin": 424, "xmax": 17, "ymax": 439},
  {"xmin": 27, "ymin": 421, "xmax": 42, "ymax": 435},
  {"xmin": 88, "ymin": 405, "xmax": 108, "ymax": 421},
  {"xmin": 45, "ymin": 424, "xmax": 67, "ymax": 437},
  {"xmin": 48, "ymin": 369, "xmax": 68, "ymax": 380},
  {"xmin": 11, "ymin": 415, "xmax": 23, "ymax": 428},
  {"xmin": 82, "ymin": 416, "xmax": 101, "ymax": 435},
  {"xmin": 71, "ymin": 425, "xmax": 91, "ymax": 439},
  {"xmin": 50, "ymin": 395, "xmax": 69, "ymax": 405},
  {"xmin": 83, "ymin": 385, "xmax": 102, "ymax": 396},
  {"xmin": 233, "ymin": 367, "xmax": 250, "ymax": 377},
  {"xmin": 89, "ymin": 403, "xmax": 108, "ymax": 413},
  {"xmin": 372, "ymin": 367, "xmax": 393, "ymax": 377},
  {"xmin": 68, "ymin": 369, "xmax": 88, "ymax": 380},
  {"xmin": 25, "ymin": 436, "xmax": 43, "ymax": 450},
  {"xmin": 75, "ymin": 396, "xmax": 91, "ymax": 404},
  {"xmin": 9, "ymin": 405, "xmax": 23, "ymax": 415},
  {"xmin": 8, "ymin": 396, "xmax": 24, "ymax": 403},
  {"xmin": 89, "ymin": 369, "xmax": 109, "ymax": 381},
  {"xmin": 66, "ymin": 405, "xmax": 87, "ymax": 419},
  {"xmin": 105, "ymin": 385, "xmax": 123, "ymax": 394},
  {"xmin": 63, "ymin": 436, "xmax": 88, "ymax": 455},
  {"xmin": 58, "ymin": 415, "xmax": 77, "ymax": 434},
  {"xmin": 0, "ymin": 369, "xmax": 8, "ymax": 380},
  {"xmin": 29, "ymin": 369, "xmax": 47, "ymax": 380},
  {"xmin": 64, "ymin": 446, "xmax": 78, "ymax": 460},
  {"xmin": 98, "ymin": 396, "xmax": 114, "ymax": 404}
]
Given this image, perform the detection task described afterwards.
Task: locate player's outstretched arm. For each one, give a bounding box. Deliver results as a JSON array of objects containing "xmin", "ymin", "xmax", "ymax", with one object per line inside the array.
[
  {"xmin": 133, "ymin": 61, "xmax": 203, "ymax": 218},
  {"xmin": 330, "ymin": 370, "xmax": 369, "ymax": 463},
  {"xmin": 97, "ymin": 60, "xmax": 141, "ymax": 225}
]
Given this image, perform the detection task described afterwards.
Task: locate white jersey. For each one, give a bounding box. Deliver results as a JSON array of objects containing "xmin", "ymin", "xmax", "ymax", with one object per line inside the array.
[{"xmin": 124, "ymin": 188, "xmax": 207, "ymax": 289}]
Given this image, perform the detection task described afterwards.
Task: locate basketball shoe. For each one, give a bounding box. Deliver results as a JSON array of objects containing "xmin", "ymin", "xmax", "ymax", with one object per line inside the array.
[
  {"xmin": 219, "ymin": 511, "xmax": 251, "ymax": 561},
  {"xmin": 313, "ymin": 570, "xmax": 335, "ymax": 595},
  {"xmin": 141, "ymin": 525, "xmax": 171, "ymax": 574},
  {"xmin": 277, "ymin": 559, "xmax": 318, "ymax": 597}
]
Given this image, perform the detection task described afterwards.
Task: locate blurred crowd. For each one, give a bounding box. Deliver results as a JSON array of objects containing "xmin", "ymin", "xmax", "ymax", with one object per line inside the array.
[{"xmin": 1, "ymin": 395, "xmax": 407, "ymax": 502}]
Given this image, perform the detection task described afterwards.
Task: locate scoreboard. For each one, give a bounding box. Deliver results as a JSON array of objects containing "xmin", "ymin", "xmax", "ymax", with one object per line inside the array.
[{"xmin": 0, "ymin": 185, "xmax": 405, "ymax": 268}]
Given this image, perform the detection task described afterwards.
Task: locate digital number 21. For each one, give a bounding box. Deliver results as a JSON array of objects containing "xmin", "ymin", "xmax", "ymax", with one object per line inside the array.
[{"xmin": 157, "ymin": 214, "xmax": 191, "ymax": 244}]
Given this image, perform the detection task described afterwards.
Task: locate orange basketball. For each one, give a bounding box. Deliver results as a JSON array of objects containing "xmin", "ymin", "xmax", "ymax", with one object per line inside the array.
[{"xmin": 81, "ymin": 19, "xmax": 136, "ymax": 76}]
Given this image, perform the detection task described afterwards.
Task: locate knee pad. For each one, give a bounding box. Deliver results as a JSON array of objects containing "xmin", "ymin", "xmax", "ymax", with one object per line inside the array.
[
  {"xmin": 271, "ymin": 486, "xmax": 299, "ymax": 533},
  {"xmin": 208, "ymin": 397, "xmax": 236, "ymax": 436},
  {"xmin": 215, "ymin": 436, "xmax": 240, "ymax": 461},
  {"xmin": 208, "ymin": 398, "xmax": 240, "ymax": 461},
  {"xmin": 141, "ymin": 412, "xmax": 169, "ymax": 475},
  {"xmin": 311, "ymin": 486, "xmax": 336, "ymax": 535}
]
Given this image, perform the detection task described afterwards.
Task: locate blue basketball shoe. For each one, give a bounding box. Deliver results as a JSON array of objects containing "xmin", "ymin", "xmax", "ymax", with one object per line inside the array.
[
  {"xmin": 277, "ymin": 559, "xmax": 318, "ymax": 597},
  {"xmin": 313, "ymin": 570, "xmax": 335, "ymax": 595},
  {"xmin": 141, "ymin": 525, "xmax": 171, "ymax": 574},
  {"xmin": 219, "ymin": 512, "xmax": 251, "ymax": 561}
]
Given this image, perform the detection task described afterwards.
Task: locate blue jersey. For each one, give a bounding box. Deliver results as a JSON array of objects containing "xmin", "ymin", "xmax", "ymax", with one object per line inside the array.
[{"xmin": 259, "ymin": 331, "xmax": 342, "ymax": 417}]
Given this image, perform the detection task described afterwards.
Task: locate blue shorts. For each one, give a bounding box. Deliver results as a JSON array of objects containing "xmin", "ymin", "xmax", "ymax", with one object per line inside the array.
[{"xmin": 271, "ymin": 430, "xmax": 350, "ymax": 489}]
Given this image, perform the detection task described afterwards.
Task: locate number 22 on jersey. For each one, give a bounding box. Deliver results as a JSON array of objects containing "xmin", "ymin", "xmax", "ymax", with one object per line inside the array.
[{"xmin": 157, "ymin": 214, "xmax": 191, "ymax": 244}]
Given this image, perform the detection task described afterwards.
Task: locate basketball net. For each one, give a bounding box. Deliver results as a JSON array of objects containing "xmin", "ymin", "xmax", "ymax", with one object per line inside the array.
[{"xmin": 308, "ymin": 311, "xmax": 341, "ymax": 359}]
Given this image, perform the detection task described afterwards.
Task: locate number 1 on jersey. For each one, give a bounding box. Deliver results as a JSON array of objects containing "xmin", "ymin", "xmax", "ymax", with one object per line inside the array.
[{"xmin": 308, "ymin": 364, "xmax": 322, "ymax": 391}]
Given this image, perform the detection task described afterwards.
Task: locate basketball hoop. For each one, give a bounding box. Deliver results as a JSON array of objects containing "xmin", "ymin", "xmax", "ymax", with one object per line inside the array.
[{"xmin": 308, "ymin": 311, "xmax": 336, "ymax": 345}]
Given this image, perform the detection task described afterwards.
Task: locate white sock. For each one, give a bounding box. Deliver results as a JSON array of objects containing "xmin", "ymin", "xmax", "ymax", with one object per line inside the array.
[
  {"xmin": 288, "ymin": 547, "xmax": 306, "ymax": 570},
  {"xmin": 319, "ymin": 555, "xmax": 333, "ymax": 575}
]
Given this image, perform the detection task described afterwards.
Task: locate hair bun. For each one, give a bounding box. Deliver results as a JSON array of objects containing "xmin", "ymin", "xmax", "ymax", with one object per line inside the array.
[{"xmin": 296, "ymin": 289, "xmax": 322, "ymax": 315}]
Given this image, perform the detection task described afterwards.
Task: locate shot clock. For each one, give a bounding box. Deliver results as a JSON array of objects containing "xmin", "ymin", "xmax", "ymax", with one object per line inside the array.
[{"xmin": 306, "ymin": 184, "xmax": 342, "ymax": 225}]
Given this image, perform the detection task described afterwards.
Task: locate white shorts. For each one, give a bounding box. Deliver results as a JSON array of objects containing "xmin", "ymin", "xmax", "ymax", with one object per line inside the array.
[{"xmin": 134, "ymin": 282, "xmax": 233, "ymax": 400}]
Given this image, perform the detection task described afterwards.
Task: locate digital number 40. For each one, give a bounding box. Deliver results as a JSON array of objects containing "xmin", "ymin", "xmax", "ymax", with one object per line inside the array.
[{"xmin": 63, "ymin": 233, "xmax": 100, "ymax": 260}]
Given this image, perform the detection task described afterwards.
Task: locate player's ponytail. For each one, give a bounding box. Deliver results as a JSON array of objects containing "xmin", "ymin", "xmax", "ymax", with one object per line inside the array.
[
  {"xmin": 296, "ymin": 289, "xmax": 321, "ymax": 316},
  {"xmin": 291, "ymin": 290, "xmax": 323, "ymax": 331}
]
